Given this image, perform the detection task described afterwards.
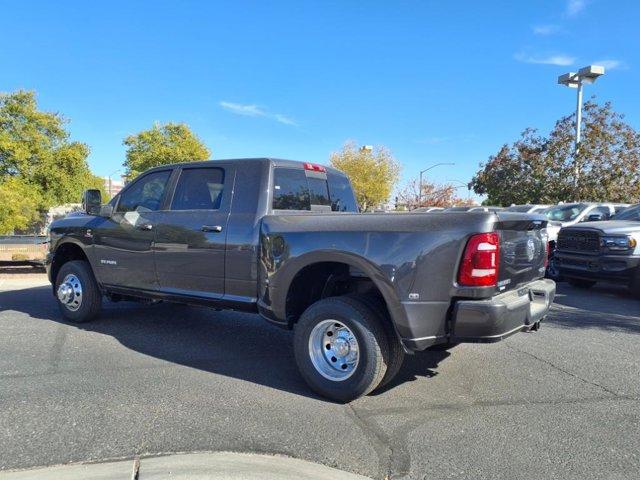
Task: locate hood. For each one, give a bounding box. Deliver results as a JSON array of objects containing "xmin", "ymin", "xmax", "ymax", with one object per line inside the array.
[
  {"xmin": 563, "ymin": 220, "xmax": 640, "ymax": 235},
  {"xmin": 49, "ymin": 213, "xmax": 96, "ymax": 231}
]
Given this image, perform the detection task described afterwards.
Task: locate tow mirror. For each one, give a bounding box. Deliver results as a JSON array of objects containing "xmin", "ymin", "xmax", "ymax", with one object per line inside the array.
[{"xmin": 82, "ymin": 189, "xmax": 102, "ymax": 215}]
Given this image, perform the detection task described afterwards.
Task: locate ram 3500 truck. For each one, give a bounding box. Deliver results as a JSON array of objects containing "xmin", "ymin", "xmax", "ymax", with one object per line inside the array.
[
  {"xmin": 555, "ymin": 209, "xmax": 640, "ymax": 295},
  {"xmin": 47, "ymin": 158, "xmax": 555, "ymax": 401}
]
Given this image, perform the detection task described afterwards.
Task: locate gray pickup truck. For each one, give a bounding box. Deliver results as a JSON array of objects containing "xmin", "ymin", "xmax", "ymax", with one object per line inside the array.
[
  {"xmin": 46, "ymin": 158, "xmax": 555, "ymax": 401},
  {"xmin": 556, "ymin": 204, "xmax": 640, "ymax": 296}
]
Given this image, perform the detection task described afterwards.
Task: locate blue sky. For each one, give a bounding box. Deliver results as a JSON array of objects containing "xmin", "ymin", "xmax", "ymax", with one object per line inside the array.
[{"xmin": 2, "ymin": 0, "xmax": 638, "ymax": 196}]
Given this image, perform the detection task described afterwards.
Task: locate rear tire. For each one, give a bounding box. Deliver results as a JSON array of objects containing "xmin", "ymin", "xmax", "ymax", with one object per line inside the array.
[
  {"xmin": 55, "ymin": 260, "xmax": 102, "ymax": 323},
  {"xmin": 293, "ymin": 296, "xmax": 390, "ymax": 402},
  {"xmin": 351, "ymin": 294, "xmax": 405, "ymax": 390},
  {"xmin": 567, "ymin": 278, "xmax": 596, "ymax": 289}
]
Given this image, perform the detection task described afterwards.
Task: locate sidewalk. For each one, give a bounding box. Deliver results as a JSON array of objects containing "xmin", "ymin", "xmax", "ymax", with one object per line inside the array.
[{"xmin": 0, "ymin": 452, "xmax": 371, "ymax": 480}]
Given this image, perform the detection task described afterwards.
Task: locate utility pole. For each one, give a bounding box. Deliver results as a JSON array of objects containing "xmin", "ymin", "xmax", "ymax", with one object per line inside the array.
[
  {"xmin": 558, "ymin": 65, "xmax": 605, "ymax": 197},
  {"xmin": 418, "ymin": 163, "xmax": 455, "ymax": 207}
]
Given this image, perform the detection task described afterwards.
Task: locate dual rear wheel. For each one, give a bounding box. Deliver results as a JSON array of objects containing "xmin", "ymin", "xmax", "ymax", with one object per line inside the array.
[{"xmin": 293, "ymin": 296, "xmax": 404, "ymax": 402}]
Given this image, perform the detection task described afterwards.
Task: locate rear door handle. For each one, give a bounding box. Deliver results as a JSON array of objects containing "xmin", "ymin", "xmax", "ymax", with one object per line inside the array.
[
  {"xmin": 137, "ymin": 223, "xmax": 153, "ymax": 231},
  {"xmin": 201, "ymin": 225, "xmax": 223, "ymax": 233}
]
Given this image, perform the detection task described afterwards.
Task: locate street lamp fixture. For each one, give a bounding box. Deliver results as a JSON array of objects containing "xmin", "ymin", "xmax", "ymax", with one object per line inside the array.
[
  {"xmin": 558, "ymin": 65, "xmax": 605, "ymax": 190},
  {"xmin": 359, "ymin": 145, "xmax": 373, "ymax": 153},
  {"xmin": 418, "ymin": 162, "xmax": 455, "ymax": 206}
]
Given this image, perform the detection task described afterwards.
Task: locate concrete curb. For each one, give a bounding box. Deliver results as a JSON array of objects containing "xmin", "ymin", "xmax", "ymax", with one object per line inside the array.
[{"xmin": 0, "ymin": 452, "xmax": 372, "ymax": 479}]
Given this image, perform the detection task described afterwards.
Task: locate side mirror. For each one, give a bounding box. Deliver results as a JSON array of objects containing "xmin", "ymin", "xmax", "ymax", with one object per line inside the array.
[
  {"xmin": 82, "ymin": 189, "xmax": 102, "ymax": 215},
  {"xmin": 99, "ymin": 204, "xmax": 114, "ymax": 217},
  {"xmin": 586, "ymin": 213, "xmax": 605, "ymax": 222}
]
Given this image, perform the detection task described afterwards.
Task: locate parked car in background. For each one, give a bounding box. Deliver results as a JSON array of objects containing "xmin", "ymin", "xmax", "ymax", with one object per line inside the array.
[
  {"xmin": 412, "ymin": 206, "xmax": 444, "ymax": 212},
  {"xmin": 544, "ymin": 202, "xmax": 632, "ymax": 280},
  {"xmin": 555, "ymin": 210, "xmax": 640, "ymax": 296},
  {"xmin": 506, "ymin": 204, "xmax": 550, "ymax": 214},
  {"xmin": 443, "ymin": 206, "xmax": 503, "ymax": 213},
  {"xmin": 611, "ymin": 203, "xmax": 640, "ymax": 220}
]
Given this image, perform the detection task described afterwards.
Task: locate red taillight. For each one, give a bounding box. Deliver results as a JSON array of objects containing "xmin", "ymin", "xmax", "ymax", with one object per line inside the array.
[
  {"xmin": 304, "ymin": 162, "xmax": 326, "ymax": 173},
  {"xmin": 544, "ymin": 241, "xmax": 550, "ymax": 268},
  {"xmin": 458, "ymin": 232, "xmax": 500, "ymax": 287}
]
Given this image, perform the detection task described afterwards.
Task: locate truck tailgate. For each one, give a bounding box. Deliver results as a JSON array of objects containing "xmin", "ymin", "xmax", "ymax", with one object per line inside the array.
[{"xmin": 495, "ymin": 213, "xmax": 548, "ymax": 292}]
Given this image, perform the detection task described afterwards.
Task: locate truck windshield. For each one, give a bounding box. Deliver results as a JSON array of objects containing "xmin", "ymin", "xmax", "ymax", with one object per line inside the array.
[{"xmin": 545, "ymin": 204, "xmax": 587, "ymax": 222}]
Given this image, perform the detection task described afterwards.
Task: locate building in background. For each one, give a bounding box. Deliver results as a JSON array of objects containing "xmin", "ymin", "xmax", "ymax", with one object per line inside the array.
[{"xmin": 103, "ymin": 176, "xmax": 125, "ymax": 198}]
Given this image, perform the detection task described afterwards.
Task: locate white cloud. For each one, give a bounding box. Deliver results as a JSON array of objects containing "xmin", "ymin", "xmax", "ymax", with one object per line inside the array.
[
  {"xmin": 273, "ymin": 114, "xmax": 297, "ymax": 126},
  {"xmin": 593, "ymin": 59, "xmax": 626, "ymax": 70},
  {"xmin": 219, "ymin": 101, "xmax": 297, "ymax": 126},
  {"xmin": 219, "ymin": 102, "xmax": 266, "ymax": 117},
  {"xmin": 566, "ymin": 0, "xmax": 586, "ymax": 16},
  {"xmin": 514, "ymin": 52, "xmax": 576, "ymax": 66},
  {"xmin": 532, "ymin": 24, "xmax": 561, "ymax": 36}
]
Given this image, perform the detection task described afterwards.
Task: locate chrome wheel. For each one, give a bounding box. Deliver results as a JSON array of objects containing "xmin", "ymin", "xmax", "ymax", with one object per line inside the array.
[
  {"xmin": 308, "ymin": 319, "xmax": 359, "ymax": 381},
  {"xmin": 57, "ymin": 274, "xmax": 83, "ymax": 312}
]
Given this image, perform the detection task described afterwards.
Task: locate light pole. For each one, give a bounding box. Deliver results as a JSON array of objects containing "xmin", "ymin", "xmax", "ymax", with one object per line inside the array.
[
  {"xmin": 107, "ymin": 169, "xmax": 122, "ymax": 198},
  {"xmin": 558, "ymin": 65, "xmax": 605, "ymax": 193},
  {"xmin": 419, "ymin": 162, "xmax": 455, "ymax": 206},
  {"xmin": 447, "ymin": 179, "xmax": 471, "ymax": 200}
]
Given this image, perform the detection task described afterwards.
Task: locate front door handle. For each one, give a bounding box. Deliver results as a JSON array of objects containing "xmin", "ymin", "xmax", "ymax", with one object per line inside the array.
[
  {"xmin": 137, "ymin": 223, "xmax": 153, "ymax": 231},
  {"xmin": 201, "ymin": 225, "xmax": 223, "ymax": 233}
]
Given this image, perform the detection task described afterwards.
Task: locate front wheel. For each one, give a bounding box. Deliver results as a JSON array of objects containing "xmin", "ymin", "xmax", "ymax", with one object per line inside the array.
[
  {"xmin": 293, "ymin": 296, "xmax": 390, "ymax": 402},
  {"xmin": 55, "ymin": 260, "xmax": 102, "ymax": 322}
]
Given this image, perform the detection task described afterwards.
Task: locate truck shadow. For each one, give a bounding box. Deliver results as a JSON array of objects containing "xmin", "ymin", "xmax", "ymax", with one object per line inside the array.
[{"xmin": 0, "ymin": 285, "xmax": 451, "ymax": 401}]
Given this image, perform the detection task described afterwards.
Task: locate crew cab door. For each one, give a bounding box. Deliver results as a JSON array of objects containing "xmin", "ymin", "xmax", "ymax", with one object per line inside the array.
[
  {"xmin": 153, "ymin": 165, "xmax": 234, "ymax": 299},
  {"xmin": 93, "ymin": 169, "xmax": 173, "ymax": 290}
]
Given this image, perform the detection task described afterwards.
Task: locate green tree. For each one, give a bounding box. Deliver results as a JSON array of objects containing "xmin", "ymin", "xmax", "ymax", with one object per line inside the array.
[
  {"xmin": 123, "ymin": 122, "xmax": 210, "ymax": 178},
  {"xmin": 0, "ymin": 90, "xmax": 104, "ymax": 232},
  {"xmin": 471, "ymin": 100, "xmax": 640, "ymax": 205},
  {"xmin": 0, "ymin": 177, "xmax": 42, "ymax": 234},
  {"xmin": 329, "ymin": 141, "xmax": 401, "ymax": 210}
]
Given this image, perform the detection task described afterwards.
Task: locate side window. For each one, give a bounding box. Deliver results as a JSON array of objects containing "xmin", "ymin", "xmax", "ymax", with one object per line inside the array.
[
  {"xmin": 116, "ymin": 170, "xmax": 171, "ymax": 213},
  {"xmin": 327, "ymin": 172, "xmax": 358, "ymax": 212},
  {"xmin": 272, "ymin": 168, "xmax": 310, "ymax": 210},
  {"xmin": 171, "ymin": 168, "xmax": 225, "ymax": 210}
]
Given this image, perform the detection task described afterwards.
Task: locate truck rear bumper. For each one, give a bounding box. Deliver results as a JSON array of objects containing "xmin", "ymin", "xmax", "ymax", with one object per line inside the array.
[
  {"xmin": 401, "ymin": 279, "xmax": 555, "ymax": 351},
  {"xmin": 450, "ymin": 279, "xmax": 555, "ymax": 342}
]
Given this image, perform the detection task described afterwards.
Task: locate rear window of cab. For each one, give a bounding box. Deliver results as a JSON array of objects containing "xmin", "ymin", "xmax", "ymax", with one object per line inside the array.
[{"xmin": 272, "ymin": 167, "xmax": 358, "ymax": 212}]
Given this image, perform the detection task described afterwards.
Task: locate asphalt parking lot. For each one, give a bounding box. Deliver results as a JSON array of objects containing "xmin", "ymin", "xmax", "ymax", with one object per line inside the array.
[{"xmin": 0, "ymin": 271, "xmax": 639, "ymax": 479}]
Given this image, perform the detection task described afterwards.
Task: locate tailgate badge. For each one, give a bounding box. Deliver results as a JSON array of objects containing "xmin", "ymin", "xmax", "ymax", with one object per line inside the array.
[{"xmin": 408, "ymin": 293, "xmax": 420, "ymax": 300}]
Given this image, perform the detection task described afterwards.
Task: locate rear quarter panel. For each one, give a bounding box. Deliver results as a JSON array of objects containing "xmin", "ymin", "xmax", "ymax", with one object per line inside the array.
[{"xmin": 259, "ymin": 211, "xmax": 496, "ymax": 327}]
